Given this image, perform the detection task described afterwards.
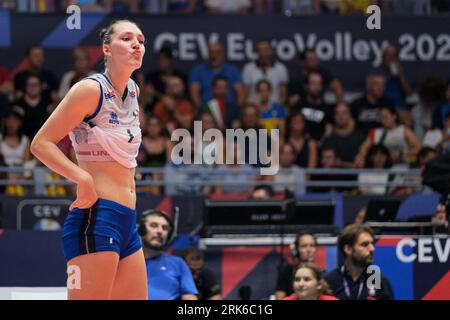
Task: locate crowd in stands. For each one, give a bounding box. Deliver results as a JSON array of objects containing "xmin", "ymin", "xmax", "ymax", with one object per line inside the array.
[
  {"xmin": 2, "ymin": 0, "xmax": 450, "ymax": 15},
  {"xmin": 1, "ymin": 25, "xmax": 450, "ymax": 197}
]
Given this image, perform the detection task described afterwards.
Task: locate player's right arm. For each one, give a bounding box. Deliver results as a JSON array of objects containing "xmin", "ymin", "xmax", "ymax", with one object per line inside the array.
[{"xmin": 31, "ymin": 80, "xmax": 100, "ymax": 209}]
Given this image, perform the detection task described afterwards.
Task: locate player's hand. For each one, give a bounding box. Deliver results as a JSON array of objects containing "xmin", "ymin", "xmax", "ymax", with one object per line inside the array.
[{"xmin": 70, "ymin": 173, "xmax": 98, "ymax": 211}]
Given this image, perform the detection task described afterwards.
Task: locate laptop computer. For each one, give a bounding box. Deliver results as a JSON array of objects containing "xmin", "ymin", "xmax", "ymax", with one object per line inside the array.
[{"xmin": 364, "ymin": 199, "xmax": 402, "ymax": 222}]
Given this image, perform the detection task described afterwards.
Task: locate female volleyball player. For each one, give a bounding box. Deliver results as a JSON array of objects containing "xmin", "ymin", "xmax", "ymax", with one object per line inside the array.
[{"xmin": 31, "ymin": 20, "xmax": 147, "ymax": 299}]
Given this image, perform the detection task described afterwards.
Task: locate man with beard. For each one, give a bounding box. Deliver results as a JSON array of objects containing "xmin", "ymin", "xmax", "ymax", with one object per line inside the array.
[
  {"xmin": 138, "ymin": 210, "xmax": 198, "ymax": 300},
  {"xmin": 324, "ymin": 224, "xmax": 394, "ymax": 300},
  {"xmin": 295, "ymin": 71, "xmax": 333, "ymax": 141},
  {"xmin": 184, "ymin": 247, "xmax": 222, "ymax": 300},
  {"xmin": 350, "ymin": 73, "xmax": 395, "ymax": 135}
]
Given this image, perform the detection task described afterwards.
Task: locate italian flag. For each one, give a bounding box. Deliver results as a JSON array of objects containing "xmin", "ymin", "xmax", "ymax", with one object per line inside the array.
[{"xmin": 204, "ymin": 98, "xmax": 225, "ymax": 128}]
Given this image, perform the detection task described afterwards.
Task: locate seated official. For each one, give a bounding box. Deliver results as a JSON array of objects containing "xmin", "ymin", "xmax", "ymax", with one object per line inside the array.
[
  {"xmin": 184, "ymin": 247, "xmax": 222, "ymax": 300},
  {"xmin": 138, "ymin": 210, "xmax": 198, "ymax": 300},
  {"xmin": 324, "ymin": 224, "xmax": 394, "ymax": 300},
  {"xmin": 275, "ymin": 232, "xmax": 317, "ymax": 300}
]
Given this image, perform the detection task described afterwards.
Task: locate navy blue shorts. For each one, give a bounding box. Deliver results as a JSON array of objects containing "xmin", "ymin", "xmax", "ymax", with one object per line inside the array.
[{"xmin": 61, "ymin": 198, "xmax": 141, "ymax": 262}]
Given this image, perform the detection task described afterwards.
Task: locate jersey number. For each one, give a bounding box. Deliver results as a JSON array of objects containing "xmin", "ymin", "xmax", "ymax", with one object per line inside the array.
[{"xmin": 127, "ymin": 129, "xmax": 134, "ymax": 143}]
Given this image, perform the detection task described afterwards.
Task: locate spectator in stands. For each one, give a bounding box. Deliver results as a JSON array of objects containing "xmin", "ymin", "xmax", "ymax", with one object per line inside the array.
[
  {"xmin": 282, "ymin": 0, "xmax": 321, "ymax": 15},
  {"xmin": 202, "ymin": 75, "xmax": 241, "ymax": 130},
  {"xmin": 381, "ymin": 0, "xmax": 432, "ymax": 15},
  {"xmin": 431, "ymin": 80, "xmax": 450, "ymax": 131},
  {"xmin": 0, "ymin": 65, "xmax": 12, "ymax": 119},
  {"xmin": 0, "ymin": 109, "xmax": 31, "ymax": 196},
  {"xmin": 14, "ymin": 45, "xmax": 59, "ymax": 103},
  {"xmin": 13, "ymin": 75, "xmax": 51, "ymax": 140},
  {"xmin": 423, "ymin": 110, "xmax": 450, "ymax": 152},
  {"xmin": 240, "ymin": 103, "xmax": 271, "ymax": 167},
  {"xmin": 214, "ymin": 141, "xmax": 256, "ymax": 195},
  {"xmin": 137, "ymin": 116, "xmax": 172, "ymax": 195},
  {"xmin": 138, "ymin": 116, "xmax": 172, "ymax": 167},
  {"xmin": 358, "ymin": 144, "xmax": 392, "ymax": 195},
  {"xmin": 62, "ymin": 0, "xmax": 110, "ymax": 12},
  {"xmin": 350, "ymin": 73, "xmax": 395, "ymax": 135},
  {"xmin": 436, "ymin": 110, "xmax": 450, "ymax": 152},
  {"xmin": 190, "ymin": 42, "xmax": 244, "ymax": 110},
  {"xmin": 432, "ymin": 200, "xmax": 450, "ymax": 234},
  {"xmin": 309, "ymin": 146, "xmax": 357, "ymax": 193},
  {"xmin": 273, "ymin": 142, "xmax": 302, "ymax": 196},
  {"xmin": 321, "ymin": 102, "xmax": 366, "ymax": 168},
  {"xmin": 416, "ymin": 146, "xmax": 437, "ymax": 168},
  {"xmin": 295, "ymin": 72, "xmax": 334, "ymax": 141},
  {"xmin": 167, "ymin": 0, "xmax": 200, "ymax": 13},
  {"xmin": 411, "ymin": 76, "xmax": 446, "ymax": 142},
  {"xmin": 111, "ymin": 0, "xmax": 139, "ymax": 13},
  {"xmin": 325, "ymin": 224, "xmax": 394, "ymax": 300},
  {"xmin": 0, "ymin": 108, "xmax": 31, "ymax": 167},
  {"xmin": 253, "ymin": 0, "xmax": 282, "ymax": 13},
  {"xmin": 250, "ymin": 184, "xmax": 275, "ymax": 200},
  {"xmin": 276, "ymin": 232, "xmax": 317, "ymax": 299},
  {"xmin": 288, "ymin": 48, "xmax": 344, "ymax": 108},
  {"xmin": 254, "ymin": 79, "xmax": 286, "ymax": 139},
  {"xmin": 356, "ymin": 105, "xmax": 421, "ymax": 167},
  {"xmin": 59, "ymin": 46, "xmax": 95, "ymax": 98},
  {"xmin": 205, "ymin": 0, "xmax": 251, "ymax": 14},
  {"xmin": 286, "ymin": 112, "xmax": 318, "ymax": 168},
  {"xmin": 144, "ymin": 46, "xmax": 187, "ymax": 113},
  {"xmin": 139, "ymin": 210, "xmax": 198, "ymax": 300},
  {"xmin": 166, "ymin": 135, "xmax": 212, "ymax": 196},
  {"xmin": 284, "ymin": 262, "xmax": 338, "ymax": 300},
  {"xmin": 184, "ymin": 247, "xmax": 222, "ymax": 300},
  {"xmin": 194, "ymin": 112, "xmax": 224, "ymax": 165},
  {"xmin": 399, "ymin": 109, "xmax": 414, "ymax": 131},
  {"xmin": 243, "ymin": 39, "xmax": 289, "ymax": 105},
  {"xmin": 339, "ymin": 0, "xmax": 377, "ymax": 15},
  {"xmin": 65, "ymin": 0, "xmax": 139, "ymax": 12},
  {"xmin": 152, "ymin": 75, "xmax": 194, "ymax": 134},
  {"xmin": 0, "ymin": 64, "xmax": 13, "ymax": 99},
  {"xmin": 380, "ymin": 43, "xmax": 413, "ymax": 109}
]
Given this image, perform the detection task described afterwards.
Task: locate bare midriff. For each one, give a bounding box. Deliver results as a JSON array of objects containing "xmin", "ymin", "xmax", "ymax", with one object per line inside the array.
[{"xmin": 78, "ymin": 160, "xmax": 136, "ymax": 210}]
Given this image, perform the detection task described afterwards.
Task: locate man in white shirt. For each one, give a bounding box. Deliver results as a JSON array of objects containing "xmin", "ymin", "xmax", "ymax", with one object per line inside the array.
[{"xmin": 242, "ymin": 39, "xmax": 289, "ymax": 105}]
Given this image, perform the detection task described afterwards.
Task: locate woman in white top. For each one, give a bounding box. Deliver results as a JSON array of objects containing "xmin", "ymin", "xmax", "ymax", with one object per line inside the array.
[
  {"xmin": 31, "ymin": 20, "xmax": 147, "ymax": 300},
  {"xmin": 358, "ymin": 144, "xmax": 392, "ymax": 195},
  {"xmin": 0, "ymin": 109, "xmax": 31, "ymax": 167},
  {"xmin": 356, "ymin": 105, "xmax": 421, "ymax": 167}
]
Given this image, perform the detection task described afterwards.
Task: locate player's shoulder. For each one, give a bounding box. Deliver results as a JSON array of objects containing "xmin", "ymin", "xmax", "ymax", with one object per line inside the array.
[
  {"xmin": 71, "ymin": 75, "xmax": 102, "ymax": 94},
  {"xmin": 62, "ymin": 76, "xmax": 102, "ymax": 105}
]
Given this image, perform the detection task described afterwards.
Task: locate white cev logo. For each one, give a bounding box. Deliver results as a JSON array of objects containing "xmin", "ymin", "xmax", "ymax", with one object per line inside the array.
[
  {"xmin": 396, "ymin": 238, "xmax": 450, "ymax": 263},
  {"xmin": 66, "ymin": 5, "xmax": 81, "ymax": 30},
  {"xmin": 170, "ymin": 121, "xmax": 280, "ymax": 175}
]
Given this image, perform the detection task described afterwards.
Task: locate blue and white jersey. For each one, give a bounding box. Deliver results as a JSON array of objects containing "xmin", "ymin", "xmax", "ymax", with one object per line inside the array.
[{"xmin": 69, "ymin": 73, "xmax": 142, "ymax": 168}]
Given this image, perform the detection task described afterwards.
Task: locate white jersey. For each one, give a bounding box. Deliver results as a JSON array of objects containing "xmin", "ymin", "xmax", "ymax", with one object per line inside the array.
[{"xmin": 69, "ymin": 73, "xmax": 142, "ymax": 168}]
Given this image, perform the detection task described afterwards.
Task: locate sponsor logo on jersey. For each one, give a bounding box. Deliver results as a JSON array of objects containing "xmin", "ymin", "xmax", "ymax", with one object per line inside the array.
[
  {"xmin": 104, "ymin": 90, "xmax": 115, "ymax": 100},
  {"xmin": 109, "ymin": 112, "xmax": 119, "ymax": 125}
]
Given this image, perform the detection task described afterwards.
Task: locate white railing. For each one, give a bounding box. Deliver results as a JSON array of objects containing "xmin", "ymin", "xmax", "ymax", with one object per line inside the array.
[{"xmin": 0, "ymin": 165, "xmax": 424, "ymax": 196}]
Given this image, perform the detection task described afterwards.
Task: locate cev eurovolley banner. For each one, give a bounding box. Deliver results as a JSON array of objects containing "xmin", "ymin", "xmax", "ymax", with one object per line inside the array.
[{"xmin": 0, "ymin": 13, "xmax": 449, "ymax": 91}]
